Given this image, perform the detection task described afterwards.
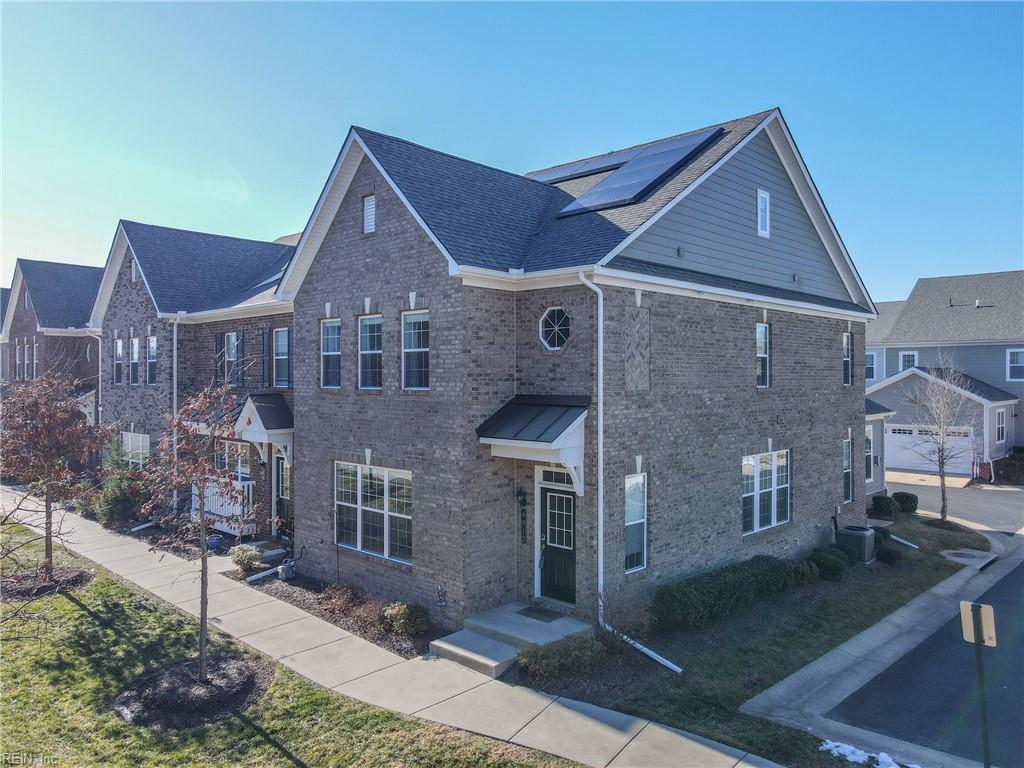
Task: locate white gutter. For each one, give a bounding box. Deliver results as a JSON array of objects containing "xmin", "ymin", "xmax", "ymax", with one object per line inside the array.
[{"xmin": 578, "ymin": 271, "xmax": 682, "ymax": 675}]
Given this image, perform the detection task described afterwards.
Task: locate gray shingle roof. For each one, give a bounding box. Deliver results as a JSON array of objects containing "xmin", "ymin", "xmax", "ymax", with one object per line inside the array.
[
  {"xmin": 879, "ymin": 272, "xmax": 1024, "ymax": 344},
  {"xmin": 865, "ymin": 397, "xmax": 895, "ymax": 417},
  {"xmin": 915, "ymin": 367, "xmax": 1019, "ymax": 403},
  {"xmin": 18, "ymin": 259, "xmax": 104, "ymax": 329},
  {"xmin": 476, "ymin": 395, "xmax": 590, "ymax": 443},
  {"xmin": 353, "ymin": 110, "xmax": 773, "ymax": 275},
  {"xmin": 120, "ymin": 220, "xmax": 295, "ymax": 314},
  {"xmin": 864, "ymin": 300, "xmax": 905, "ymax": 345},
  {"xmin": 247, "ymin": 393, "xmax": 293, "ymax": 431}
]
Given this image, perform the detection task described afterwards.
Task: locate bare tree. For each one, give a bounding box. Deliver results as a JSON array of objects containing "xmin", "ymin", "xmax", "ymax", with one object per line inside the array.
[
  {"xmin": 140, "ymin": 383, "xmax": 256, "ymax": 683},
  {"xmin": 907, "ymin": 358, "xmax": 975, "ymax": 520}
]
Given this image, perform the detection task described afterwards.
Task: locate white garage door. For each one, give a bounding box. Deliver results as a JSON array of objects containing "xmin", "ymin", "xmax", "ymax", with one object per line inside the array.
[{"xmin": 885, "ymin": 425, "xmax": 975, "ymax": 475}]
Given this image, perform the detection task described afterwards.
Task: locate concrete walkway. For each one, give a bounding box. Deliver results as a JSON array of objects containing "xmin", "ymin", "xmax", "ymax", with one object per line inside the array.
[{"xmin": 3, "ymin": 489, "xmax": 780, "ymax": 768}]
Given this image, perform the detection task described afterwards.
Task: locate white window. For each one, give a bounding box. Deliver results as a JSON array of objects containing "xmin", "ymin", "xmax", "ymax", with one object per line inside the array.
[
  {"xmin": 402, "ymin": 310, "xmax": 429, "ymax": 390},
  {"xmin": 114, "ymin": 338, "xmax": 123, "ymax": 384},
  {"xmin": 273, "ymin": 328, "xmax": 290, "ymax": 388},
  {"xmin": 864, "ymin": 352, "xmax": 876, "ymax": 381},
  {"xmin": 334, "ymin": 462, "xmax": 412, "ymax": 563},
  {"xmin": 843, "ymin": 438, "xmax": 853, "ymax": 503},
  {"xmin": 15, "ymin": 344, "xmax": 21, "ymax": 380},
  {"xmin": 756, "ymin": 322, "xmax": 770, "ymax": 388},
  {"xmin": 742, "ymin": 450, "xmax": 790, "ymax": 534},
  {"xmin": 359, "ymin": 315, "xmax": 383, "ymax": 390},
  {"xmin": 624, "ymin": 473, "xmax": 647, "ymax": 572},
  {"xmin": 214, "ymin": 441, "xmax": 251, "ymax": 482},
  {"xmin": 121, "ymin": 431, "xmax": 150, "ymax": 469},
  {"xmin": 865, "ymin": 425, "xmax": 874, "ymax": 483},
  {"xmin": 320, "ymin": 319, "xmax": 341, "ymax": 388},
  {"xmin": 757, "ymin": 189, "xmax": 770, "ymax": 238},
  {"xmin": 540, "ymin": 307, "xmax": 571, "ymax": 351},
  {"xmin": 86, "ymin": 345, "xmax": 92, "ymax": 363},
  {"xmin": 1007, "ymin": 349, "xmax": 1024, "ymax": 382},
  {"xmin": 842, "ymin": 332, "xmax": 852, "ymax": 386},
  {"xmin": 146, "ymin": 336, "xmax": 157, "ymax": 385},
  {"xmin": 129, "ymin": 337, "xmax": 140, "ymax": 384},
  {"xmin": 899, "ymin": 351, "xmax": 918, "ymax": 372},
  {"xmin": 24, "ymin": 290, "xmax": 29, "ymax": 309},
  {"xmin": 996, "ymin": 409, "xmax": 1006, "ymax": 444},
  {"xmin": 31, "ymin": 339, "xmax": 38, "ymax": 379},
  {"xmin": 224, "ymin": 331, "xmax": 239, "ymax": 384},
  {"xmin": 277, "ymin": 458, "xmax": 291, "ymax": 500},
  {"xmin": 362, "ymin": 194, "xmax": 376, "ymax": 234}
]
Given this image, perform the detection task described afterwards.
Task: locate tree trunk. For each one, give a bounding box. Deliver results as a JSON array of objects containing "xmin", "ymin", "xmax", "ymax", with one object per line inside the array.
[
  {"xmin": 43, "ymin": 489, "xmax": 53, "ymax": 581},
  {"xmin": 198, "ymin": 492, "xmax": 209, "ymax": 684},
  {"xmin": 939, "ymin": 456, "xmax": 948, "ymax": 521}
]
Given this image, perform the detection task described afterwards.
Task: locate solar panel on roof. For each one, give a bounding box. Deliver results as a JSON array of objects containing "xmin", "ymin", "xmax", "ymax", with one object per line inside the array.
[
  {"xmin": 530, "ymin": 146, "xmax": 644, "ymax": 184},
  {"xmin": 557, "ymin": 127, "xmax": 723, "ymax": 217}
]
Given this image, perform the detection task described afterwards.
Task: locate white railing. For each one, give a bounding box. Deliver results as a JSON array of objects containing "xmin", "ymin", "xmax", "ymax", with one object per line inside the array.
[{"xmin": 191, "ymin": 479, "xmax": 257, "ymax": 537}]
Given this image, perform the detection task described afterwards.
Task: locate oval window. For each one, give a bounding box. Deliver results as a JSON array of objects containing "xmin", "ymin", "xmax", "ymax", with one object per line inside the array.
[{"xmin": 540, "ymin": 307, "xmax": 570, "ymax": 350}]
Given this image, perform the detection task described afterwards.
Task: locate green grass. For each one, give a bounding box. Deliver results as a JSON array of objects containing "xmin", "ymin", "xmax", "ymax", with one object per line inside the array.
[
  {"xmin": 531, "ymin": 513, "xmax": 991, "ymax": 768},
  {"xmin": 0, "ymin": 526, "xmax": 574, "ymax": 768}
]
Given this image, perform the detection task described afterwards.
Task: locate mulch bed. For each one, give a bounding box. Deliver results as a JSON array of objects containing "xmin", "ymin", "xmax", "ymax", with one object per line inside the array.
[
  {"xmin": 1, "ymin": 567, "xmax": 95, "ymax": 601},
  {"xmin": 224, "ymin": 571, "xmax": 443, "ymax": 658},
  {"xmin": 111, "ymin": 655, "xmax": 273, "ymax": 730}
]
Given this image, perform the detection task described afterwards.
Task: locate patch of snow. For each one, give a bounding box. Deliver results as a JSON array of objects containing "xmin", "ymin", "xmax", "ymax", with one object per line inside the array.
[
  {"xmin": 875, "ymin": 754, "xmax": 900, "ymax": 768},
  {"xmin": 819, "ymin": 741, "xmax": 915, "ymax": 768}
]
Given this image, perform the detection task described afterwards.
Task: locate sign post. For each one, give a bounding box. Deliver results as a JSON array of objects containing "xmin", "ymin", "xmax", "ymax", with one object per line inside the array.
[{"xmin": 960, "ymin": 601, "xmax": 996, "ymax": 768}]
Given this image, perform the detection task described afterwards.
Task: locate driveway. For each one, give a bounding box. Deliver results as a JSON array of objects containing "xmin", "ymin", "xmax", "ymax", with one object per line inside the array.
[
  {"xmin": 827, "ymin": 562, "xmax": 1024, "ymax": 768},
  {"xmin": 887, "ymin": 471, "xmax": 1024, "ymax": 535}
]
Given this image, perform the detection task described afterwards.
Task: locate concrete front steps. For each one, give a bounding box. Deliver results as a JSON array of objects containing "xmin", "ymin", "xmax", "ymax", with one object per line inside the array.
[{"xmin": 430, "ymin": 602, "xmax": 593, "ymax": 678}]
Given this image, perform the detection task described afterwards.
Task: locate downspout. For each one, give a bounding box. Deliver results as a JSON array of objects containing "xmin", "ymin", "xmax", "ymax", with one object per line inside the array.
[
  {"xmin": 172, "ymin": 318, "xmax": 179, "ymax": 510},
  {"xmin": 96, "ymin": 334, "xmax": 102, "ymax": 425},
  {"xmin": 578, "ymin": 271, "xmax": 682, "ymax": 674}
]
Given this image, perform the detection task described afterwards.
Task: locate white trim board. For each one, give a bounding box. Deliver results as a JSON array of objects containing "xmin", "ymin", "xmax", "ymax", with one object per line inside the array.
[
  {"xmin": 866, "ymin": 366, "xmax": 1021, "ymax": 407},
  {"xmin": 89, "ymin": 223, "xmax": 162, "ymax": 327}
]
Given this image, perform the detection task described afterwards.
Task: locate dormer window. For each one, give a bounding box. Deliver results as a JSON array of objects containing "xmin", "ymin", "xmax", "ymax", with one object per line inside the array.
[
  {"xmin": 757, "ymin": 189, "xmax": 770, "ymax": 238},
  {"xmin": 362, "ymin": 194, "xmax": 376, "ymax": 234}
]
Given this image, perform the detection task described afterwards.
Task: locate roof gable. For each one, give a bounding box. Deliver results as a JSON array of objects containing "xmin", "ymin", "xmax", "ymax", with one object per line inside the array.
[
  {"xmin": 866, "ymin": 365, "xmax": 1019, "ymax": 405},
  {"xmin": 865, "ymin": 300, "xmax": 905, "ymax": 345},
  {"xmin": 16, "ymin": 259, "xmax": 103, "ymax": 329}
]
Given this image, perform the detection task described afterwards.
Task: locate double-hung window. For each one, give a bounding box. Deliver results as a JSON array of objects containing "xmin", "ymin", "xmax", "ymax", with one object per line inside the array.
[
  {"xmin": 865, "ymin": 426, "xmax": 874, "ymax": 483},
  {"xmin": 624, "ymin": 473, "xmax": 647, "ymax": 572},
  {"xmin": 121, "ymin": 431, "xmax": 150, "ymax": 469},
  {"xmin": 359, "ymin": 315, "xmax": 383, "ymax": 389},
  {"xmin": 273, "ymin": 328, "xmax": 291, "ymax": 388},
  {"xmin": 756, "ymin": 323, "xmax": 770, "ymax": 388},
  {"xmin": 864, "ymin": 352, "xmax": 876, "ymax": 382},
  {"xmin": 1007, "ymin": 349, "xmax": 1024, "ymax": 382},
  {"xmin": 215, "ymin": 441, "xmax": 251, "ymax": 483},
  {"xmin": 114, "ymin": 339, "xmax": 123, "ymax": 384},
  {"xmin": 320, "ymin": 319, "xmax": 341, "ymax": 388},
  {"xmin": 129, "ymin": 338, "xmax": 140, "ymax": 385},
  {"xmin": 996, "ymin": 409, "xmax": 1006, "ymax": 444},
  {"xmin": 15, "ymin": 344, "xmax": 21, "ymax": 380},
  {"xmin": 32, "ymin": 339, "xmax": 38, "ymax": 379},
  {"xmin": 899, "ymin": 351, "xmax": 918, "ymax": 372},
  {"xmin": 146, "ymin": 336, "xmax": 157, "ymax": 384},
  {"xmin": 224, "ymin": 332, "xmax": 239, "ymax": 384},
  {"xmin": 742, "ymin": 450, "xmax": 790, "ymax": 534},
  {"xmin": 842, "ymin": 332, "xmax": 852, "ymax": 386},
  {"xmin": 402, "ymin": 310, "xmax": 429, "ymax": 390},
  {"xmin": 843, "ymin": 438, "xmax": 853, "ymax": 502},
  {"xmin": 334, "ymin": 462, "xmax": 412, "ymax": 562},
  {"xmin": 757, "ymin": 189, "xmax": 770, "ymax": 238}
]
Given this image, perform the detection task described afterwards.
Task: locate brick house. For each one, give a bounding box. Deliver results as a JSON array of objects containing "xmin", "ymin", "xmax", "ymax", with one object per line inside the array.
[
  {"xmin": 1, "ymin": 259, "xmax": 103, "ymax": 421},
  {"xmin": 272, "ymin": 107, "xmax": 877, "ymax": 629},
  {"xmin": 89, "ymin": 221, "xmax": 299, "ymax": 536}
]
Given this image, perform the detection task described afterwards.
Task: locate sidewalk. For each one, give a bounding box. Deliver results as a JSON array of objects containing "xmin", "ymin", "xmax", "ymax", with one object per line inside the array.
[{"xmin": 3, "ymin": 487, "xmax": 780, "ymax": 768}]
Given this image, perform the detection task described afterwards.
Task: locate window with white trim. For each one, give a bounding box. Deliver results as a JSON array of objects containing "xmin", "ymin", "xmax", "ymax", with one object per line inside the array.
[
  {"xmin": 362, "ymin": 194, "xmax": 376, "ymax": 234},
  {"xmin": 277, "ymin": 459, "xmax": 291, "ymax": 500},
  {"xmin": 864, "ymin": 352, "xmax": 876, "ymax": 381},
  {"xmin": 742, "ymin": 450, "xmax": 790, "ymax": 534},
  {"xmin": 359, "ymin": 315, "xmax": 383, "ymax": 389},
  {"xmin": 129, "ymin": 337, "xmax": 140, "ymax": 385},
  {"xmin": 624, "ymin": 473, "xmax": 647, "ymax": 572},
  {"xmin": 996, "ymin": 409, "xmax": 1006, "ymax": 444},
  {"xmin": 540, "ymin": 307, "xmax": 571, "ymax": 351},
  {"xmin": 334, "ymin": 462, "xmax": 412, "ymax": 562},
  {"xmin": 121, "ymin": 431, "xmax": 150, "ymax": 469},
  {"xmin": 842, "ymin": 332, "xmax": 852, "ymax": 386},
  {"xmin": 214, "ymin": 441, "xmax": 251, "ymax": 482},
  {"xmin": 899, "ymin": 351, "xmax": 918, "ymax": 372},
  {"xmin": 114, "ymin": 339, "xmax": 123, "ymax": 384},
  {"xmin": 15, "ymin": 344, "xmax": 21, "ymax": 380},
  {"xmin": 273, "ymin": 328, "xmax": 290, "ymax": 388},
  {"xmin": 756, "ymin": 323, "xmax": 770, "ymax": 388},
  {"xmin": 757, "ymin": 189, "xmax": 770, "ymax": 238},
  {"xmin": 224, "ymin": 331, "xmax": 239, "ymax": 384},
  {"xmin": 1007, "ymin": 349, "xmax": 1024, "ymax": 382},
  {"xmin": 402, "ymin": 310, "xmax": 429, "ymax": 390},
  {"xmin": 865, "ymin": 426, "xmax": 874, "ymax": 483},
  {"xmin": 146, "ymin": 336, "xmax": 157, "ymax": 384},
  {"xmin": 130, "ymin": 257, "xmax": 137, "ymax": 284},
  {"xmin": 24, "ymin": 290, "xmax": 29, "ymax": 309},
  {"xmin": 320, "ymin": 319, "xmax": 341, "ymax": 388},
  {"xmin": 86, "ymin": 345, "xmax": 92, "ymax": 363},
  {"xmin": 843, "ymin": 438, "xmax": 853, "ymax": 502},
  {"xmin": 32, "ymin": 339, "xmax": 38, "ymax": 379}
]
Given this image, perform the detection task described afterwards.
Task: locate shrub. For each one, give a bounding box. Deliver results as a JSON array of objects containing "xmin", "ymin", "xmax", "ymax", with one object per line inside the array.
[
  {"xmin": 871, "ymin": 495, "xmax": 898, "ymax": 518},
  {"xmin": 827, "ymin": 545, "xmax": 851, "ymax": 566},
  {"xmin": 350, "ymin": 599, "xmax": 389, "ymax": 642},
  {"xmin": 871, "ymin": 525, "xmax": 893, "ymax": 544},
  {"xmin": 383, "ymin": 602, "xmax": 430, "ymax": 636},
  {"xmin": 92, "ymin": 477, "xmax": 143, "ymax": 528},
  {"xmin": 653, "ymin": 555, "xmax": 795, "ymax": 630},
  {"xmin": 518, "ymin": 635, "xmax": 606, "ymax": 681},
  {"xmin": 810, "ymin": 550, "xmax": 845, "ymax": 582},
  {"xmin": 876, "ymin": 544, "xmax": 904, "ymax": 565},
  {"xmin": 229, "ymin": 544, "xmax": 262, "ymax": 572},
  {"xmin": 319, "ymin": 584, "xmax": 364, "ymax": 614},
  {"xmin": 790, "ymin": 559, "xmax": 820, "ymax": 585},
  {"xmin": 891, "ymin": 492, "xmax": 918, "ymax": 515}
]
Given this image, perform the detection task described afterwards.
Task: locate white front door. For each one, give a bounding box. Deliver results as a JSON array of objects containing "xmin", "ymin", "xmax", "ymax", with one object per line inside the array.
[{"xmin": 885, "ymin": 425, "xmax": 974, "ymax": 475}]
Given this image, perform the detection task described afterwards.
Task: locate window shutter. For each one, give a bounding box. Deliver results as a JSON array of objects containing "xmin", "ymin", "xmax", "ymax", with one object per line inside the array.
[
  {"xmin": 235, "ymin": 331, "xmax": 245, "ymax": 386},
  {"xmin": 214, "ymin": 333, "xmax": 223, "ymax": 384},
  {"xmin": 262, "ymin": 329, "xmax": 270, "ymax": 387},
  {"xmin": 287, "ymin": 328, "xmax": 293, "ymax": 388}
]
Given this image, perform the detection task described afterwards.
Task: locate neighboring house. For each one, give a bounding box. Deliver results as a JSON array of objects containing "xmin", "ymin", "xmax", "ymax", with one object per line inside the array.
[
  {"xmin": 273, "ymin": 107, "xmax": 877, "ymax": 627},
  {"xmin": 0, "ymin": 259, "xmax": 103, "ymax": 421},
  {"xmin": 866, "ymin": 271, "xmax": 1023, "ymax": 480},
  {"xmin": 89, "ymin": 221, "xmax": 297, "ymax": 537},
  {"xmin": 864, "ymin": 398, "xmax": 895, "ymax": 498},
  {"xmin": 0, "ymin": 286, "xmax": 10, "ymax": 380}
]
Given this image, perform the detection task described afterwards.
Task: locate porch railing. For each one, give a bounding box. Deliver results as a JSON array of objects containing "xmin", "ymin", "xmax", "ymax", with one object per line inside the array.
[{"xmin": 191, "ymin": 479, "xmax": 256, "ymax": 537}]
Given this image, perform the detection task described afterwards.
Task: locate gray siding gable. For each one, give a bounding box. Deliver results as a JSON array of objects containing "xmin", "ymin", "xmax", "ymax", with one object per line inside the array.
[{"xmin": 618, "ymin": 131, "xmax": 853, "ymax": 304}]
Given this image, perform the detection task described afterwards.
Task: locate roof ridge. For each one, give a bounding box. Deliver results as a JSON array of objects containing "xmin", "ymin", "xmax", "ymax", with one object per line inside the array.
[
  {"xmin": 18, "ymin": 258, "xmax": 103, "ymax": 272},
  {"xmin": 120, "ymin": 219, "xmax": 294, "ymax": 249},
  {"xmin": 526, "ymin": 108, "xmax": 777, "ymax": 177},
  {"xmin": 915, "ymin": 269, "xmax": 1024, "ymax": 281}
]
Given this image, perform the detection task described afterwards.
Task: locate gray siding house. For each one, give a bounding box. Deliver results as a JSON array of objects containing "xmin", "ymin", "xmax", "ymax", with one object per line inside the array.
[
  {"xmin": 275, "ymin": 108, "xmax": 877, "ymax": 631},
  {"xmin": 866, "ymin": 271, "xmax": 1023, "ymax": 480}
]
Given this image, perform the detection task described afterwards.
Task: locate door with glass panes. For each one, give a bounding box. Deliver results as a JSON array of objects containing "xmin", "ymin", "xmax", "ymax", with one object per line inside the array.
[
  {"xmin": 540, "ymin": 486, "xmax": 575, "ymax": 603},
  {"xmin": 275, "ymin": 456, "xmax": 293, "ymax": 539}
]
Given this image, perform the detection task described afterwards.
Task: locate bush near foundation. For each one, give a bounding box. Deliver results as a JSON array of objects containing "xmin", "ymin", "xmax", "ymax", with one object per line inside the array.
[
  {"xmin": 518, "ymin": 635, "xmax": 606, "ymax": 681},
  {"xmin": 871, "ymin": 525, "xmax": 893, "ymax": 544},
  {"xmin": 229, "ymin": 544, "xmax": 262, "ymax": 572},
  {"xmin": 383, "ymin": 602, "xmax": 430, "ymax": 636},
  {"xmin": 891, "ymin": 492, "xmax": 919, "ymax": 515},
  {"xmin": 871, "ymin": 495, "xmax": 898, "ymax": 518},
  {"xmin": 790, "ymin": 559, "xmax": 820, "ymax": 585},
  {"xmin": 876, "ymin": 544, "xmax": 904, "ymax": 566},
  {"xmin": 810, "ymin": 550, "xmax": 845, "ymax": 582},
  {"xmin": 652, "ymin": 555, "xmax": 796, "ymax": 630}
]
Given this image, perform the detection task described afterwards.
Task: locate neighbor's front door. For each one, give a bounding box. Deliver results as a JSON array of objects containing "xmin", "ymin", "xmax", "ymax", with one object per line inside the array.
[
  {"xmin": 540, "ymin": 487, "xmax": 575, "ymax": 603},
  {"xmin": 275, "ymin": 456, "xmax": 293, "ymax": 539}
]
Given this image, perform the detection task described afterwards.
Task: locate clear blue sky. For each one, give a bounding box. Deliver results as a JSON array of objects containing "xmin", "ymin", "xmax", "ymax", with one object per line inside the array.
[{"xmin": 2, "ymin": 2, "xmax": 1021, "ymax": 301}]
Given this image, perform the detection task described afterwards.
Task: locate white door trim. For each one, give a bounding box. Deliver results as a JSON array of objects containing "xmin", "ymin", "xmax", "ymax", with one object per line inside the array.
[{"xmin": 533, "ymin": 465, "xmax": 576, "ymax": 601}]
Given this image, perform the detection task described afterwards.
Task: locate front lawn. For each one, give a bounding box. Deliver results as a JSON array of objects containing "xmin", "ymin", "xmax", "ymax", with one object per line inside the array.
[
  {"xmin": 0, "ymin": 526, "xmax": 574, "ymax": 768},
  {"xmin": 507, "ymin": 512, "xmax": 990, "ymax": 768}
]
